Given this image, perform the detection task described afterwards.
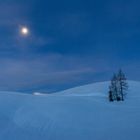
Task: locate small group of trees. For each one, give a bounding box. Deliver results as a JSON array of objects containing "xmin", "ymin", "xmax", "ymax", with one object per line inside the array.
[{"xmin": 108, "ymin": 69, "xmax": 128, "ymax": 102}]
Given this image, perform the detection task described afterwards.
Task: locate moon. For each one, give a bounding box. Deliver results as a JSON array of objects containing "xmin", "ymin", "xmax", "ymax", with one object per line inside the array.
[{"xmin": 20, "ymin": 27, "xmax": 29, "ymax": 35}]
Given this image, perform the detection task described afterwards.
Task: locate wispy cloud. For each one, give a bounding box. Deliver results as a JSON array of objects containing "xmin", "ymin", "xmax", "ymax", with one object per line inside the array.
[{"xmin": 0, "ymin": 54, "xmax": 110, "ymax": 93}]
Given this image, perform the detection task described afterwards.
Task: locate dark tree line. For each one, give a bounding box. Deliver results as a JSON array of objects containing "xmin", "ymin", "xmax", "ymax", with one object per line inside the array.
[{"xmin": 108, "ymin": 69, "xmax": 128, "ymax": 102}]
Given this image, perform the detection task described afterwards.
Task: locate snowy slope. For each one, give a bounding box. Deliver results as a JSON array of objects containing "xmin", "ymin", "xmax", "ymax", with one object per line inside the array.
[
  {"xmin": 53, "ymin": 81, "xmax": 110, "ymax": 96},
  {"xmin": 0, "ymin": 81, "xmax": 140, "ymax": 140},
  {"xmin": 53, "ymin": 80, "xmax": 139, "ymax": 97}
]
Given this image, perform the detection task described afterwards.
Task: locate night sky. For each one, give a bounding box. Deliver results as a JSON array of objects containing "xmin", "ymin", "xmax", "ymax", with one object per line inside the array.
[{"xmin": 0, "ymin": 0, "xmax": 140, "ymax": 93}]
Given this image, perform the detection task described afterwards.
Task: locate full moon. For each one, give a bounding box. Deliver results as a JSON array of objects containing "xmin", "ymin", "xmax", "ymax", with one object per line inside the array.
[{"xmin": 21, "ymin": 27, "xmax": 29, "ymax": 35}]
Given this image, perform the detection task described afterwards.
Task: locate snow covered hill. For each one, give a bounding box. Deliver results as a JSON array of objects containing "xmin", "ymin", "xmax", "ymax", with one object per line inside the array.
[
  {"xmin": 0, "ymin": 81, "xmax": 140, "ymax": 140},
  {"xmin": 53, "ymin": 81, "xmax": 110, "ymax": 96}
]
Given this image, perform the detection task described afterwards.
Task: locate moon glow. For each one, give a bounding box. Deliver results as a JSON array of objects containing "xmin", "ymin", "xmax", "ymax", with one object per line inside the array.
[{"xmin": 21, "ymin": 27, "xmax": 29, "ymax": 35}]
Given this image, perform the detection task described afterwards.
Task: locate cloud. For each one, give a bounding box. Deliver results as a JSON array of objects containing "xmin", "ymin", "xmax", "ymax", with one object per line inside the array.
[
  {"xmin": 14, "ymin": 33, "xmax": 54, "ymax": 49},
  {"xmin": 0, "ymin": 53, "xmax": 110, "ymax": 93}
]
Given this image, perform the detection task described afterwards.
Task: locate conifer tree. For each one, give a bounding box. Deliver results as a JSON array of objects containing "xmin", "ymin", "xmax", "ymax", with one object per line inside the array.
[
  {"xmin": 109, "ymin": 74, "xmax": 118, "ymax": 101},
  {"xmin": 108, "ymin": 69, "xmax": 128, "ymax": 102},
  {"xmin": 117, "ymin": 69, "xmax": 128, "ymax": 101}
]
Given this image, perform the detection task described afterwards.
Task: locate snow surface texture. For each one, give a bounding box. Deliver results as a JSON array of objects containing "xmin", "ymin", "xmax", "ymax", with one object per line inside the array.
[{"xmin": 0, "ymin": 81, "xmax": 140, "ymax": 140}]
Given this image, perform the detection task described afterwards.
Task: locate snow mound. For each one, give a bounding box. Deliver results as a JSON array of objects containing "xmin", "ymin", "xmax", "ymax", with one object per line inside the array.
[
  {"xmin": 0, "ymin": 80, "xmax": 140, "ymax": 140},
  {"xmin": 53, "ymin": 80, "xmax": 139, "ymax": 97}
]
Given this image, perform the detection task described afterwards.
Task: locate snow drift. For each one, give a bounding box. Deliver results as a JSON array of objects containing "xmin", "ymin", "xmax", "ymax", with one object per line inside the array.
[{"xmin": 0, "ymin": 81, "xmax": 140, "ymax": 140}]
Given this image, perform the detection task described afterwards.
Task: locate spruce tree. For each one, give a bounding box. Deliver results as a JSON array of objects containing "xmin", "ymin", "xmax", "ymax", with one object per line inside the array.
[
  {"xmin": 108, "ymin": 69, "xmax": 128, "ymax": 102},
  {"xmin": 117, "ymin": 69, "xmax": 128, "ymax": 101},
  {"xmin": 109, "ymin": 74, "xmax": 118, "ymax": 101}
]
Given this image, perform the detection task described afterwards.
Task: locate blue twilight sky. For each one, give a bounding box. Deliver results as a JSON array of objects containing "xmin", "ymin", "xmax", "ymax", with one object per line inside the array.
[{"xmin": 0, "ymin": 0, "xmax": 140, "ymax": 93}]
